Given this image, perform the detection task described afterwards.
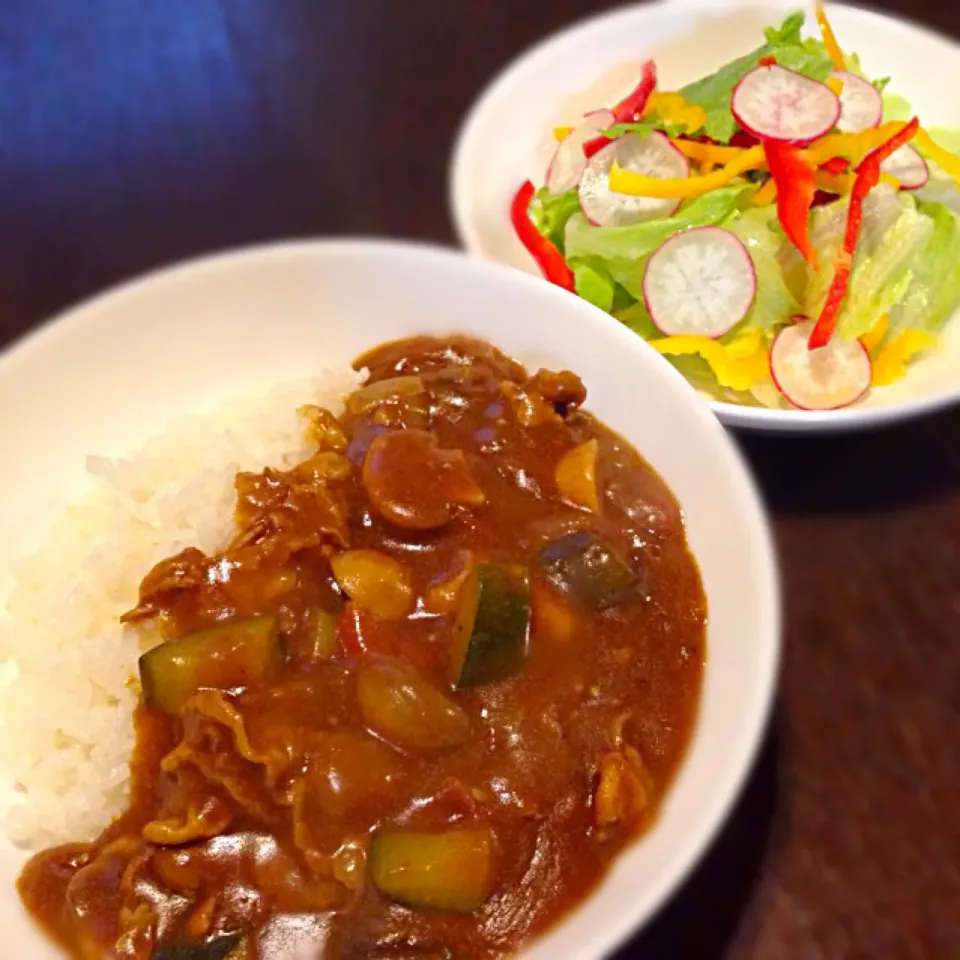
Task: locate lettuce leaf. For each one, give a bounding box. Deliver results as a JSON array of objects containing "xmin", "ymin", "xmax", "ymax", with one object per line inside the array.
[
  {"xmin": 614, "ymin": 299, "xmax": 660, "ymax": 339},
  {"xmin": 916, "ymin": 160, "xmax": 960, "ymax": 213},
  {"xmin": 529, "ymin": 186, "xmax": 580, "ymax": 252},
  {"xmin": 888, "ymin": 201, "xmax": 960, "ymax": 334},
  {"xmin": 573, "ymin": 260, "xmax": 617, "ymax": 312},
  {"xmin": 924, "ymin": 125, "xmax": 960, "ymax": 153},
  {"xmin": 910, "ymin": 125, "xmax": 960, "ymax": 211},
  {"xmin": 724, "ymin": 207, "xmax": 798, "ymax": 333},
  {"xmin": 789, "ymin": 186, "xmax": 936, "ymax": 339},
  {"xmin": 678, "ymin": 12, "xmax": 834, "ymax": 142},
  {"xmin": 644, "ymin": 350, "xmax": 769, "ymax": 406},
  {"xmin": 881, "ymin": 92, "xmax": 913, "ymax": 122},
  {"xmin": 563, "ymin": 184, "xmax": 755, "ymax": 297},
  {"xmin": 602, "ymin": 118, "xmax": 686, "ymax": 140}
]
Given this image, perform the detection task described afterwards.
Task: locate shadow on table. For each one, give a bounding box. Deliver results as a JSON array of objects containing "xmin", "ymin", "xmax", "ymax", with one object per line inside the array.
[
  {"xmin": 612, "ymin": 713, "xmax": 782, "ymax": 960},
  {"xmin": 736, "ymin": 404, "xmax": 960, "ymax": 517}
]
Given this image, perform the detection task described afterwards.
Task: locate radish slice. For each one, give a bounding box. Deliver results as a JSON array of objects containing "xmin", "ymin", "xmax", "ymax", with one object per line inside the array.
[
  {"xmin": 881, "ymin": 143, "xmax": 929, "ymax": 190},
  {"xmin": 643, "ymin": 226, "xmax": 756, "ymax": 338},
  {"xmin": 769, "ymin": 319, "xmax": 871, "ymax": 410},
  {"xmin": 578, "ymin": 132, "xmax": 689, "ymax": 227},
  {"xmin": 545, "ymin": 109, "xmax": 616, "ymax": 194},
  {"xmin": 832, "ymin": 70, "xmax": 882, "ymax": 132},
  {"xmin": 584, "ymin": 107, "xmax": 616, "ymax": 123},
  {"xmin": 731, "ymin": 64, "xmax": 841, "ymax": 143}
]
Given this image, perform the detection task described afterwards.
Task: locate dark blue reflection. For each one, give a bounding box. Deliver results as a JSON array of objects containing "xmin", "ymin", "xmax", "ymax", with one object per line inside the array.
[{"xmin": 0, "ymin": 0, "xmax": 248, "ymax": 181}]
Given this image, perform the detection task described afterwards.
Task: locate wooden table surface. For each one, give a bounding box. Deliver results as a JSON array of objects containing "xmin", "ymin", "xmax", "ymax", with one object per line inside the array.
[{"xmin": 1, "ymin": 2, "xmax": 957, "ymax": 957}]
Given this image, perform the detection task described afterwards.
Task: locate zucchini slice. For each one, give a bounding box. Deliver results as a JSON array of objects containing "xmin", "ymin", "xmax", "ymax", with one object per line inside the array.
[
  {"xmin": 370, "ymin": 826, "xmax": 495, "ymax": 913},
  {"xmin": 139, "ymin": 615, "xmax": 281, "ymax": 714},
  {"xmin": 537, "ymin": 531, "xmax": 638, "ymax": 611},
  {"xmin": 152, "ymin": 933, "xmax": 243, "ymax": 960},
  {"xmin": 451, "ymin": 563, "xmax": 530, "ymax": 688}
]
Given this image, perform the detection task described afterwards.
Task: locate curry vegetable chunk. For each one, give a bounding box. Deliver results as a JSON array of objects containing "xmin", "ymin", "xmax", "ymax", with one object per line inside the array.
[
  {"xmin": 451, "ymin": 562, "xmax": 531, "ymax": 687},
  {"xmin": 19, "ymin": 335, "xmax": 705, "ymax": 960},
  {"xmin": 139, "ymin": 615, "xmax": 281, "ymax": 714}
]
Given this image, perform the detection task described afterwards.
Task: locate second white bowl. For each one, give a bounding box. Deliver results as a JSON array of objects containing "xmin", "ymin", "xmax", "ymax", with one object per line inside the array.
[{"xmin": 450, "ymin": 0, "xmax": 960, "ymax": 433}]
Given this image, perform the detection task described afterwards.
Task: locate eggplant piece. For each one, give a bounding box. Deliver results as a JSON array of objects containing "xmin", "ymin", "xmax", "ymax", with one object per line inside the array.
[
  {"xmin": 537, "ymin": 532, "xmax": 639, "ymax": 612},
  {"xmin": 370, "ymin": 827, "xmax": 495, "ymax": 913},
  {"xmin": 139, "ymin": 615, "xmax": 281, "ymax": 714},
  {"xmin": 451, "ymin": 563, "xmax": 530, "ymax": 688},
  {"xmin": 152, "ymin": 933, "xmax": 243, "ymax": 960}
]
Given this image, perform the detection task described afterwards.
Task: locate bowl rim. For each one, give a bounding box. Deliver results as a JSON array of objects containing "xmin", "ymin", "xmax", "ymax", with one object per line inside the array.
[
  {"xmin": 0, "ymin": 238, "xmax": 781, "ymax": 958},
  {"xmin": 447, "ymin": 0, "xmax": 960, "ymax": 434}
]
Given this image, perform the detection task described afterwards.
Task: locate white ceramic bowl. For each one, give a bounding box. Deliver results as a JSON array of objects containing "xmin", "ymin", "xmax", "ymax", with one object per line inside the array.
[
  {"xmin": 0, "ymin": 241, "xmax": 779, "ymax": 958},
  {"xmin": 450, "ymin": 0, "xmax": 960, "ymax": 433}
]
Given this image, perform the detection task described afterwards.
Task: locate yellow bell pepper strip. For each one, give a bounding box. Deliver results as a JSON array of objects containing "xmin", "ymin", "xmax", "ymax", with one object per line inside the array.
[
  {"xmin": 808, "ymin": 118, "xmax": 921, "ymax": 349},
  {"xmin": 609, "ymin": 144, "xmax": 765, "ymax": 198},
  {"xmin": 815, "ymin": 171, "xmax": 854, "ymax": 195},
  {"xmin": 751, "ymin": 178, "xmax": 778, "ymax": 205},
  {"xmin": 642, "ymin": 92, "xmax": 707, "ymax": 134},
  {"xmin": 669, "ymin": 139, "xmax": 746, "ymax": 165},
  {"xmin": 804, "ymin": 122, "xmax": 909, "ymax": 166},
  {"xmin": 649, "ymin": 330, "xmax": 770, "ymax": 391},
  {"xmin": 815, "ymin": 161, "xmax": 908, "ymax": 195},
  {"xmin": 815, "ymin": 0, "xmax": 846, "ymax": 70},
  {"xmin": 819, "ymin": 156, "xmax": 848, "ymax": 175},
  {"xmin": 510, "ymin": 180, "xmax": 575, "ymax": 292},
  {"xmin": 815, "ymin": 156, "xmax": 858, "ymax": 195},
  {"xmin": 914, "ymin": 128, "xmax": 960, "ymax": 182},
  {"xmin": 860, "ymin": 314, "xmax": 888, "ymax": 352},
  {"xmin": 553, "ymin": 125, "xmax": 573, "ymax": 142},
  {"xmin": 813, "ymin": 163, "xmax": 904, "ymax": 200},
  {"xmin": 872, "ymin": 329, "xmax": 938, "ymax": 385},
  {"xmin": 764, "ymin": 139, "xmax": 819, "ymax": 267}
]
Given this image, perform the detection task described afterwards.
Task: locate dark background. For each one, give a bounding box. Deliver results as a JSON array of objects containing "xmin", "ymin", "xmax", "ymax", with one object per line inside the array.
[{"xmin": 1, "ymin": 2, "xmax": 958, "ymax": 957}]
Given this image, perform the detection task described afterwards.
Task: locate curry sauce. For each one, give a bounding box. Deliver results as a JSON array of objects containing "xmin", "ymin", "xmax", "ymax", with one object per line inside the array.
[{"xmin": 19, "ymin": 336, "xmax": 705, "ymax": 959}]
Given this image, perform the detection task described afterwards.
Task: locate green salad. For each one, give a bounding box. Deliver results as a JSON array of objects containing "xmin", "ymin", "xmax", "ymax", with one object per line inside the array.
[{"xmin": 510, "ymin": 2, "xmax": 960, "ymax": 411}]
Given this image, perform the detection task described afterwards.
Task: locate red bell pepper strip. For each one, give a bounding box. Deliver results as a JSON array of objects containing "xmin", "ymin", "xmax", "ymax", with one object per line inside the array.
[
  {"xmin": 579, "ymin": 60, "xmax": 658, "ymax": 159},
  {"xmin": 807, "ymin": 117, "xmax": 920, "ymax": 349},
  {"xmin": 582, "ymin": 134, "xmax": 610, "ymax": 158},
  {"xmin": 510, "ymin": 180, "xmax": 575, "ymax": 292},
  {"xmin": 819, "ymin": 156, "xmax": 849, "ymax": 175},
  {"xmin": 611, "ymin": 59, "xmax": 657, "ymax": 123},
  {"xmin": 729, "ymin": 130, "xmax": 760, "ymax": 149},
  {"xmin": 763, "ymin": 139, "xmax": 819, "ymax": 268}
]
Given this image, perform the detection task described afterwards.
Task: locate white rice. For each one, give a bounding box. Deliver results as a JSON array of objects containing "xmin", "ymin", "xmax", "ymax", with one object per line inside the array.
[{"xmin": 0, "ymin": 368, "xmax": 362, "ymax": 849}]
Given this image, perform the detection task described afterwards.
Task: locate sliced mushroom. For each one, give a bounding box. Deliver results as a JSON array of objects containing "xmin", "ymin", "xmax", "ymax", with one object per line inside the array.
[{"xmin": 362, "ymin": 429, "xmax": 485, "ymax": 531}]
